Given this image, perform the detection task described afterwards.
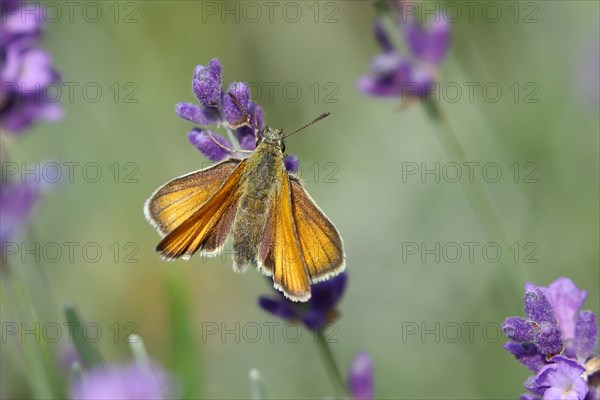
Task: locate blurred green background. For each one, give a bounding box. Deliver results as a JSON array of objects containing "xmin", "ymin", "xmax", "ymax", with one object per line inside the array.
[{"xmin": 2, "ymin": 1, "xmax": 599, "ymax": 399}]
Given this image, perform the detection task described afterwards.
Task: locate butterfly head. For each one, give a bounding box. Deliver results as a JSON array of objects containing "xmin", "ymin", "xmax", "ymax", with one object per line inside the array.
[{"xmin": 257, "ymin": 127, "xmax": 286, "ymax": 152}]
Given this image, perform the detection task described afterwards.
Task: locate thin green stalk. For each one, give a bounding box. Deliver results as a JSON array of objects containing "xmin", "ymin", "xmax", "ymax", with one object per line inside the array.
[{"xmin": 315, "ymin": 330, "xmax": 347, "ymax": 397}]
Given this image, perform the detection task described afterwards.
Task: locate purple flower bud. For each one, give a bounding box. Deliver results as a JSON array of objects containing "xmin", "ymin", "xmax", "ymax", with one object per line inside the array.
[
  {"xmin": 187, "ymin": 129, "xmax": 232, "ymax": 162},
  {"xmin": 403, "ymin": 14, "xmax": 451, "ymax": 64},
  {"xmin": 192, "ymin": 59, "xmax": 222, "ymax": 107},
  {"xmin": 534, "ymin": 322, "xmax": 564, "ymax": 357},
  {"xmin": 0, "ymin": 1, "xmax": 43, "ymax": 45},
  {"xmin": 348, "ymin": 352, "xmax": 374, "ymax": 400},
  {"xmin": 258, "ymin": 296, "xmax": 297, "ymax": 320},
  {"xmin": 504, "ymin": 342, "xmax": 548, "ymax": 372},
  {"xmin": 524, "ymin": 283, "xmax": 557, "ymax": 325},
  {"xmin": 356, "ymin": 53, "xmax": 413, "ymax": 97},
  {"xmin": 258, "ymin": 272, "xmax": 347, "ymax": 331},
  {"xmin": 302, "ymin": 311, "xmax": 327, "ymax": 331},
  {"xmin": 238, "ymin": 134, "xmax": 256, "ymax": 151},
  {"xmin": 284, "ymin": 155, "xmax": 299, "ymax": 173},
  {"xmin": 503, "ymin": 317, "xmax": 536, "ymax": 342},
  {"xmin": 175, "ymin": 103, "xmax": 221, "ymax": 126},
  {"xmin": 540, "ymin": 277, "xmax": 587, "ymax": 340},
  {"xmin": 222, "ymin": 82, "xmax": 250, "ymax": 127},
  {"xmin": 374, "ymin": 19, "xmax": 395, "ymax": 53},
  {"xmin": 573, "ymin": 311, "xmax": 597, "ymax": 362},
  {"xmin": 1, "ymin": 27, "xmax": 62, "ymax": 134}
]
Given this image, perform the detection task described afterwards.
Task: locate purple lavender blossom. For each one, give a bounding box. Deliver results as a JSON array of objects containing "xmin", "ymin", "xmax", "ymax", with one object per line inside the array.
[
  {"xmin": 532, "ymin": 356, "xmax": 588, "ymax": 400},
  {"xmin": 175, "ymin": 59, "xmax": 298, "ymax": 171},
  {"xmin": 258, "ymin": 272, "xmax": 347, "ymax": 331},
  {"xmin": 357, "ymin": 12, "xmax": 451, "ymax": 101},
  {"xmin": 503, "ymin": 277, "xmax": 599, "ymax": 400},
  {"xmin": 348, "ymin": 352, "xmax": 374, "ymax": 400},
  {"xmin": 1, "ymin": 0, "xmax": 62, "ymax": 133},
  {"xmin": 70, "ymin": 361, "xmax": 177, "ymax": 400}
]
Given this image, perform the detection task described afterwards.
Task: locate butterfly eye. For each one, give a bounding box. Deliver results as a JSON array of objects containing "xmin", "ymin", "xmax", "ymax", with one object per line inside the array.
[
  {"xmin": 255, "ymin": 137, "xmax": 263, "ymax": 147},
  {"xmin": 281, "ymin": 142, "xmax": 286, "ymax": 153}
]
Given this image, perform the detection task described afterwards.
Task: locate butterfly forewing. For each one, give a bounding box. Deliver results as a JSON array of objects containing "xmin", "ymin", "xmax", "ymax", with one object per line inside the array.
[
  {"xmin": 152, "ymin": 159, "xmax": 247, "ymax": 260},
  {"xmin": 145, "ymin": 159, "xmax": 242, "ymax": 236}
]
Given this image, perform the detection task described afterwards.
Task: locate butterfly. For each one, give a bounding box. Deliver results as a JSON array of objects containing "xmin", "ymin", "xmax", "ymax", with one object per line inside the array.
[{"xmin": 144, "ymin": 94, "xmax": 345, "ymax": 301}]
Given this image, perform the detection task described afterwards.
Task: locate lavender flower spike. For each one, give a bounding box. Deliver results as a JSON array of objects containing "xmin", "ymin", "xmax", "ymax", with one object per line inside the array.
[
  {"xmin": 258, "ymin": 272, "xmax": 347, "ymax": 331},
  {"xmin": 176, "ymin": 59, "xmax": 300, "ymax": 172},
  {"xmin": 348, "ymin": 352, "xmax": 374, "ymax": 400},
  {"xmin": 69, "ymin": 361, "xmax": 177, "ymax": 400},
  {"xmin": 503, "ymin": 277, "xmax": 598, "ymax": 399},
  {"xmin": 1, "ymin": 0, "xmax": 62, "ymax": 133},
  {"xmin": 357, "ymin": 8, "xmax": 451, "ymax": 102}
]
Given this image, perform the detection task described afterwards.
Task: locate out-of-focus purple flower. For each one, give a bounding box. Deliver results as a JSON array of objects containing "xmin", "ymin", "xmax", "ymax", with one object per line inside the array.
[
  {"xmin": 258, "ymin": 272, "xmax": 347, "ymax": 331},
  {"xmin": 0, "ymin": 0, "xmax": 42, "ymax": 45},
  {"xmin": 403, "ymin": 14, "xmax": 451, "ymax": 64},
  {"xmin": 532, "ymin": 356, "xmax": 588, "ymax": 400},
  {"xmin": 503, "ymin": 277, "xmax": 599, "ymax": 400},
  {"xmin": 1, "ymin": 1, "xmax": 62, "ymax": 134},
  {"xmin": 357, "ymin": 12, "xmax": 451, "ymax": 101},
  {"xmin": 283, "ymin": 155, "xmax": 299, "ymax": 173},
  {"xmin": 70, "ymin": 361, "xmax": 177, "ymax": 400},
  {"xmin": 0, "ymin": 179, "xmax": 40, "ymax": 254},
  {"xmin": 176, "ymin": 59, "xmax": 299, "ymax": 171},
  {"xmin": 348, "ymin": 352, "xmax": 374, "ymax": 400}
]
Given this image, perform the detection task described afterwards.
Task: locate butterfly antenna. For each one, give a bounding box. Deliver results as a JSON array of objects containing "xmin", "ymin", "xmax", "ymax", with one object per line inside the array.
[
  {"xmin": 282, "ymin": 112, "xmax": 331, "ymax": 139},
  {"xmin": 227, "ymin": 92, "xmax": 255, "ymax": 132}
]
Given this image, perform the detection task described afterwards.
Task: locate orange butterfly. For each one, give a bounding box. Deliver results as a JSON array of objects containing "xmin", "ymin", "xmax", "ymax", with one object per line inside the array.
[{"xmin": 144, "ymin": 95, "xmax": 345, "ymax": 301}]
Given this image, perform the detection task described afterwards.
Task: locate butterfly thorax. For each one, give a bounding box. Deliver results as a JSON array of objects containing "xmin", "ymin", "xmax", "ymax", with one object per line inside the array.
[{"xmin": 232, "ymin": 138, "xmax": 284, "ymax": 270}]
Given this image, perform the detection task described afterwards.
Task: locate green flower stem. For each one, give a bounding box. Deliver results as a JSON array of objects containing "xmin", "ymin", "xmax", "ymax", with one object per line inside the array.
[{"xmin": 315, "ymin": 330, "xmax": 347, "ymax": 397}]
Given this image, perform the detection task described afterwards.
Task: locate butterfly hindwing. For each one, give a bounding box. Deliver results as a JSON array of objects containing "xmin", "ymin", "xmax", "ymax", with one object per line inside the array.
[
  {"xmin": 289, "ymin": 176, "xmax": 345, "ymax": 282},
  {"xmin": 259, "ymin": 168, "xmax": 310, "ymax": 301}
]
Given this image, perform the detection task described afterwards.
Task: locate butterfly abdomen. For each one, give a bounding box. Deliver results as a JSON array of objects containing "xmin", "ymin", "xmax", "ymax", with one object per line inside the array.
[{"xmin": 232, "ymin": 145, "xmax": 281, "ymax": 271}]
